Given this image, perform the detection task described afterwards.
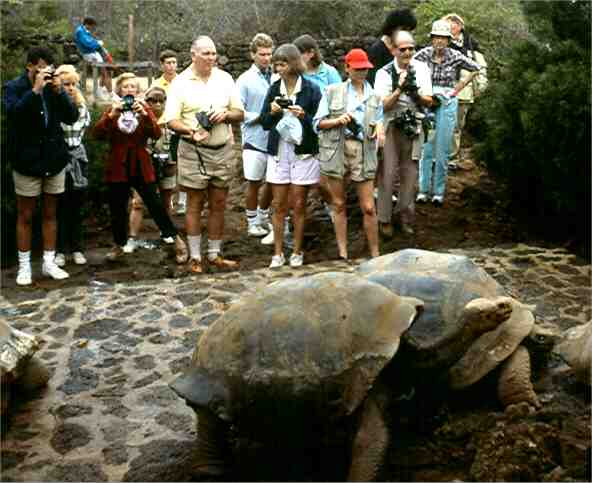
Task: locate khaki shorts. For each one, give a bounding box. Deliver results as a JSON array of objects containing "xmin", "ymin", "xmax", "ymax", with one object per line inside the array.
[
  {"xmin": 13, "ymin": 169, "xmax": 66, "ymax": 197},
  {"xmin": 177, "ymin": 139, "xmax": 233, "ymax": 190},
  {"xmin": 344, "ymin": 139, "xmax": 372, "ymax": 182}
]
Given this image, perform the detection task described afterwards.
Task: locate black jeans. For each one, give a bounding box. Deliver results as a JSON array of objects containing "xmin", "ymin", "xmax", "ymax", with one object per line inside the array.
[
  {"xmin": 57, "ymin": 175, "xmax": 86, "ymax": 253},
  {"xmin": 108, "ymin": 177, "xmax": 177, "ymax": 247}
]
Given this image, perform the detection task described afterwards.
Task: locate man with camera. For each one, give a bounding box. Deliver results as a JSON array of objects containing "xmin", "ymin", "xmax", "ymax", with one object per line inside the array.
[
  {"xmin": 374, "ymin": 30, "xmax": 433, "ymax": 237},
  {"xmin": 3, "ymin": 47, "xmax": 79, "ymax": 285},
  {"xmin": 165, "ymin": 36, "xmax": 244, "ymax": 274}
]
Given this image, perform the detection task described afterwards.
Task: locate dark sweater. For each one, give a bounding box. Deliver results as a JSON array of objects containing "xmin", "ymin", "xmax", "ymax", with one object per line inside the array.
[
  {"xmin": 260, "ymin": 76, "xmax": 322, "ymax": 157},
  {"xmin": 3, "ymin": 71, "xmax": 79, "ymax": 177}
]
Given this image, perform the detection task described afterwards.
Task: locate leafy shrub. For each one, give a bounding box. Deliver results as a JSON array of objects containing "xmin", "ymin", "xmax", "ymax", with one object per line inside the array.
[{"xmin": 471, "ymin": 1, "xmax": 590, "ymax": 255}]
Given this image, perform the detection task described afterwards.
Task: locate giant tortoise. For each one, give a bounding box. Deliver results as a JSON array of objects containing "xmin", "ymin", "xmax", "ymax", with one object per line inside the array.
[
  {"xmin": 170, "ymin": 272, "xmax": 424, "ymax": 481},
  {"xmin": 358, "ymin": 249, "xmax": 556, "ymax": 408}
]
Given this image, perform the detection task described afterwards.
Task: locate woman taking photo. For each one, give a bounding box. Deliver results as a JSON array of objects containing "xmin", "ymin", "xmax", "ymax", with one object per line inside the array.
[
  {"xmin": 260, "ymin": 44, "xmax": 322, "ymax": 268},
  {"xmin": 93, "ymin": 73, "xmax": 187, "ymax": 262},
  {"xmin": 314, "ymin": 49, "xmax": 383, "ymax": 261}
]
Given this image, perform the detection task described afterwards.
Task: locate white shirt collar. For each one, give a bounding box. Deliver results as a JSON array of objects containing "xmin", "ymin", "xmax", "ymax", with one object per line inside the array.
[{"xmin": 279, "ymin": 76, "xmax": 302, "ymax": 99}]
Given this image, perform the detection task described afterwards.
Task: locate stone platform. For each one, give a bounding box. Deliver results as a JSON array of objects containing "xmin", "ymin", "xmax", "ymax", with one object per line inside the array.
[{"xmin": 0, "ymin": 245, "xmax": 589, "ymax": 481}]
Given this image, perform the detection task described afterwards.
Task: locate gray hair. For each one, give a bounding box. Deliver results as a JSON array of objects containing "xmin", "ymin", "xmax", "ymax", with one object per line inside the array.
[
  {"xmin": 393, "ymin": 30, "xmax": 415, "ymax": 47},
  {"xmin": 191, "ymin": 36, "xmax": 215, "ymax": 53}
]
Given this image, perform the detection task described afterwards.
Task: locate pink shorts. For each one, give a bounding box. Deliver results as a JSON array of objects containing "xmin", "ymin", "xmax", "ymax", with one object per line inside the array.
[{"xmin": 266, "ymin": 140, "xmax": 320, "ymax": 185}]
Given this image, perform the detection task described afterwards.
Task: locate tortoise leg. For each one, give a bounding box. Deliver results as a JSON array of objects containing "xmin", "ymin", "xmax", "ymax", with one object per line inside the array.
[
  {"xmin": 497, "ymin": 345, "xmax": 541, "ymax": 409},
  {"xmin": 347, "ymin": 391, "xmax": 389, "ymax": 481},
  {"xmin": 192, "ymin": 406, "xmax": 231, "ymax": 477}
]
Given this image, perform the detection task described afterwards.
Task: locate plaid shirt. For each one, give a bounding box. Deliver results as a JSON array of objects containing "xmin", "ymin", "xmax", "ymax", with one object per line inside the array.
[
  {"xmin": 62, "ymin": 104, "xmax": 91, "ymax": 148},
  {"xmin": 413, "ymin": 47, "xmax": 480, "ymax": 88}
]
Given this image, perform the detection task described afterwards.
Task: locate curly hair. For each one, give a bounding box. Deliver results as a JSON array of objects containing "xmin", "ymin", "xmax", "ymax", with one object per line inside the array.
[{"xmin": 55, "ymin": 64, "xmax": 86, "ymax": 106}]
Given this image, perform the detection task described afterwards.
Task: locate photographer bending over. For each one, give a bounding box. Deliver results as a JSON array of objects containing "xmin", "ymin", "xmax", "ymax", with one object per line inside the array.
[
  {"xmin": 93, "ymin": 73, "xmax": 187, "ymax": 262},
  {"xmin": 314, "ymin": 49, "xmax": 383, "ymax": 260}
]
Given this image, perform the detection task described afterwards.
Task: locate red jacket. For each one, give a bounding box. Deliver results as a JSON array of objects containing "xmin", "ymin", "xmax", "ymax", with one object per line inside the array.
[{"xmin": 93, "ymin": 107, "xmax": 161, "ymax": 183}]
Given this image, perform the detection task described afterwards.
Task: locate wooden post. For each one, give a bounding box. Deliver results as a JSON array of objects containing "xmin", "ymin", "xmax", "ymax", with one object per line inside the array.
[{"xmin": 128, "ymin": 14, "xmax": 134, "ymax": 63}]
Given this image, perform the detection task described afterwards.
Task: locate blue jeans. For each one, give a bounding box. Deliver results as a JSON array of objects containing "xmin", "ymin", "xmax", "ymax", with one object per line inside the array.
[{"xmin": 418, "ymin": 93, "xmax": 458, "ymax": 197}]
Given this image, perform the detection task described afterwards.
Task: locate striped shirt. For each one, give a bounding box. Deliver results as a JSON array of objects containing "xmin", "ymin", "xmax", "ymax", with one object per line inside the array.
[
  {"xmin": 62, "ymin": 104, "xmax": 91, "ymax": 148},
  {"xmin": 413, "ymin": 47, "xmax": 480, "ymax": 89}
]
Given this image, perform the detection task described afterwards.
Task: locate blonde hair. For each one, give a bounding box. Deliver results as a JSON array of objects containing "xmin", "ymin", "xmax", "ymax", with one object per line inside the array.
[
  {"xmin": 55, "ymin": 64, "xmax": 85, "ymax": 106},
  {"xmin": 115, "ymin": 72, "xmax": 140, "ymax": 96}
]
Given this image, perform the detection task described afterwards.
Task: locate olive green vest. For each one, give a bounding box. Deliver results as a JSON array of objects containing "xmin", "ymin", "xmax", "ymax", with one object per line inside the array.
[{"xmin": 318, "ymin": 82, "xmax": 380, "ymax": 179}]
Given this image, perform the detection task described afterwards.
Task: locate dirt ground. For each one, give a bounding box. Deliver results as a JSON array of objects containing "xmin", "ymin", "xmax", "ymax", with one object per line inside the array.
[{"xmin": 0, "ymin": 145, "xmax": 553, "ymax": 289}]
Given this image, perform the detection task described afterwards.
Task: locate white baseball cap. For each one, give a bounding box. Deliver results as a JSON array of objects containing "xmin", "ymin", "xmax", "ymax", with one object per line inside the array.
[{"xmin": 431, "ymin": 19, "xmax": 452, "ymax": 37}]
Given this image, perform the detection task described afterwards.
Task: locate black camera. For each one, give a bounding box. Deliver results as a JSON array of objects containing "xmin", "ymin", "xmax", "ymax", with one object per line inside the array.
[
  {"xmin": 195, "ymin": 111, "xmax": 213, "ymax": 131},
  {"xmin": 43, "ymin": 66, "xmax": 56, "ymax": 81},
  {"xmin": 151, "ymin": 152, "xmax": 173, "ymax": 180},
  {"xmin": 394, "ymin": 109, "xmax": 418, "ymax": 138},
  {"xmin": 121, "ymin": 95, "xmax": 135, "ymax": 112},
  {"xmin": 346, "ymin": 118, "xmax": 362, "ymax": 138},
  {"xmin": 276, "ymin": 97, "xmax": 293, "ymax": 109}
]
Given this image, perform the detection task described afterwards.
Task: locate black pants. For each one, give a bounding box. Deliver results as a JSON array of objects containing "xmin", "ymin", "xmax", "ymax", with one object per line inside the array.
[
  {"xmin": 108, "ymin": 177, "xmax": 177, "ymax": 247},
  {"xmin": 57, "ymin": 175, "xmax": 86, "ymax": 253}
]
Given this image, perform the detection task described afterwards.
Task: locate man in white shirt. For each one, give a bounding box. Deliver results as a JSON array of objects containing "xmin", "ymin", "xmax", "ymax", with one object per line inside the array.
[
  {"xmin": 165, "ymin": 36, "xmax": 244, "ymax": 273},
  {"xmin": 374, "ymin": 30, "xmax": 433, "ymax": 237}
]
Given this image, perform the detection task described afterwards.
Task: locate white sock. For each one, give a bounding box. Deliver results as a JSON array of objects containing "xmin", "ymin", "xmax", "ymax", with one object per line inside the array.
[
  {"xmin": 246, "ymin": 209, "xmax": 258, "ymax": 227},
  {"xmin": 18, "ymin": 250, "xmax": 31, "ymax": 270},
  {"xmin": 187, "ymin": 235, "xmax": 201, "ymax": 261},
  {"xmin": 43, "ymin": 250, "xmax": 56, "ymax": 264},
  {"xmin": 207, "ymin": 239, "xmax": 222, "ymax": 261},
  {"xmin": 258, "ymin": 207, "xmax": 270, "ymax": 223},
  {"xmin": 178, "ymin": 191, "xmax": 187, "ymax": 204}
]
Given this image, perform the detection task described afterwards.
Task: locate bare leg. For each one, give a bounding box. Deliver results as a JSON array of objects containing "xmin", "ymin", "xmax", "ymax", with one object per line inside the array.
[
  {"xmin": 161, "ymin": 188, "xmax": 174, "ymax": 219},
  {"xmin": 356, "ymin": 180, "xmax": 380, "ymax": 258},
  {"xmin": 16, "ymin": 195, "xmax": 36, "ymax": 251},
  {"xmin": 128, "ymin": 190, "xmax": 144, "ymax": 238},
  {"xmin": 185, "ymin": 187, "xmax": 206, "ymax": 236},
  {"xmin": 207, "ymin": 186, "xmax": 228, "ymax": 240},
  {"xmin": 245, "ymin": 180, "xmax": 261, "ymax": 212},
  {"xmin": 192, "ymin": 406, "xmax": 231, "ymax": 476},
  {"xmin": 325, "ymin": 176, "xmax": 347, "ymax": 259},
  {"xmin": 290, "ymin": 184, "xmax": 310, "ymax": 255},
  {"xmin": 41, "ymin": 193, "xmax": 58, "ymax": 250},
  {"xmin": 271, "ymin": 184, "xmax": 289, "ymax": 256},
  {"xmin": 347, "ymin": 390, "xmax": 389, "ymax": 481},
  {"xmin": 260, "ymin": 182, "xmax": 272, "ymax": 210}
]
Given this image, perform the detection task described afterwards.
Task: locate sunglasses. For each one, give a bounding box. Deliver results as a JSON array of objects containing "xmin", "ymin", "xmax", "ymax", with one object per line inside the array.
[
  {"xmin": 397, "ymin": 46, "xmax": 415, "ymax": 53},
  {"xmin": 146, "ymin": 97, "xmax": 165, "ymax": 104}
]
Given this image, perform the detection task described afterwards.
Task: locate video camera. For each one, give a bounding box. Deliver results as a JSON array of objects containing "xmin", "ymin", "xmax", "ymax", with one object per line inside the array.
[
  {"xmin": 394, "ymin": 109, "xmax": 418, "ymax": 138},
  {"xmin": 195, "ymin": 111, "xmax": 213, "ymax": 132}
]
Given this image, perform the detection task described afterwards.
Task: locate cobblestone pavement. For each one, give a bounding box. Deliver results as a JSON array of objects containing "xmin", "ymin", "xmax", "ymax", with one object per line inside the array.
[{"xmin": 0, "ymin": 244, "xmax": 589, "ymax": 481}]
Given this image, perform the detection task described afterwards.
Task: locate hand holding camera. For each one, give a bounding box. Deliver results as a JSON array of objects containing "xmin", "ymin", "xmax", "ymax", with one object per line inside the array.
[
  {"xmin": 33, "ymin": 66, "xmax": 58, "ymax": 94},
  {"xmin": 271, "ymin": 96, "xmax": 293, "ymax": 114}
]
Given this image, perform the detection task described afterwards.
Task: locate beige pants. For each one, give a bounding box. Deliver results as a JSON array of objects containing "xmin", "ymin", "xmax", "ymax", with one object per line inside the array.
[{"xmin": 451, "ymin": 101, "xmax": 471, "ymax": 160}]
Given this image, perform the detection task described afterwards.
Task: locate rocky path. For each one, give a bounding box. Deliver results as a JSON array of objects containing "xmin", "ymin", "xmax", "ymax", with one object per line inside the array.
[{"xmin": 0, "ymin": 244, "xmax": 590, "ymax": 481}]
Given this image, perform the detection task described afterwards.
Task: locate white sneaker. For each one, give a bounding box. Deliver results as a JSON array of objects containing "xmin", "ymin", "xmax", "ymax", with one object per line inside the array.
[
  {"xmin": 162, "ymin": 236, "xmax": 175, "ymax": 245},
  {"xmin": 72, "ymin": 252, "xmax": 87, "ymax": 265},
  {"xmin": 289, "ymin": 252, "xmax": 304, "ymax": 268},
  {"xmin": 432, "ymin": 195, "xmax": 444, "ymax": 206},
  {"xmin": 54, "ymin": 253, "xmax": 66, "ymax": 267},
  {"xmin": 416, "ymin": 193, "xmax": 429, "ymax": 203},
  {"xmin": 16, "ymin": 265, "xmax": 32, "ymax": 286},
  {"xmin": 42, "ymin": 261, "xmax": 69, "ymax": 280},
  {"xmin": 123, "ymin": 238, "xmax": 138, "ymax": 253},
  {"xmin": 261, "ymin": 230, "xmax": 274, "ymax": 245},
  {"xmin": 176, "ymin": 203, "xmax": 186, "ymax": 215},
  {"xmin": 392, "ymin": 194, "xmax": 398, "ymax": 203},
  {"xmin": 269, "ymin": 253, "xmax": 286, "ymax": 268},
  {"xmin": 248, "ymin": 224, "xmax": 268, "ymax": 237}
]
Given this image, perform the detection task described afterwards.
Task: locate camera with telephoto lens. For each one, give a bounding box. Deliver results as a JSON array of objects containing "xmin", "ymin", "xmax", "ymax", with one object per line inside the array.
[
  {"xmin": 276, "ymin": 97, "xmax": 293, "ymax": 109},
  {"xmin": 195, "ymin": 111, "xmax": 213, "ymax": 131},
  {"xmin": 394, "ymin": 109, "xmax": 418, "ymax": 138},
  {"xmin": 121, "ymin": 95, "xmax": 135, "ymax": 112}
]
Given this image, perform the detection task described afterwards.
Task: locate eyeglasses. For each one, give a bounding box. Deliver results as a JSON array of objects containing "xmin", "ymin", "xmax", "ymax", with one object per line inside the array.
[
  {"xmin": 397, "ymin": 46, "xmax": 415, "ymax": 53},
  {"xmin": 146, "ymin": 98, "xmax": 165, "ymax": 104}
]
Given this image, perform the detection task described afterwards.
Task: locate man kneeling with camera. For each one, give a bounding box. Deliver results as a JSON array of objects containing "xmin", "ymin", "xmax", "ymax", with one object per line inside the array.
[{"xmin": 165, "ymin": 36, "xmax": 244, "ymax": 274}]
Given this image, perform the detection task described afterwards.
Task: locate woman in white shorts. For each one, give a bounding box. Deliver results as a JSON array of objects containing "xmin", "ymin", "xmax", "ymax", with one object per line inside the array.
[{"xmin": 260, "ymin": 44, "xmax": 322, "ymax": 268}]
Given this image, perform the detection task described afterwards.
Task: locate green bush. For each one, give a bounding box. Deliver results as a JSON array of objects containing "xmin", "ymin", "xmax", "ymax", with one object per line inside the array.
[{"xmin": 471, "ymin": 1, "xmax": 590, "ymax": 255}]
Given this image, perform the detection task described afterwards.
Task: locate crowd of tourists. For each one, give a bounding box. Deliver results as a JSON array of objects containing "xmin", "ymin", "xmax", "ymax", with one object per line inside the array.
[{"xmin": 3, "ymin": 8, "xmax": 487, "ymax": 286}]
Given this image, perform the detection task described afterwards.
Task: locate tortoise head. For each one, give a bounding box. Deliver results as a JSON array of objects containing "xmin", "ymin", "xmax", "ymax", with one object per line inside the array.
[{"xmin": 523, "ymin": 323, "xmax": 560, "ymax": 355}]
